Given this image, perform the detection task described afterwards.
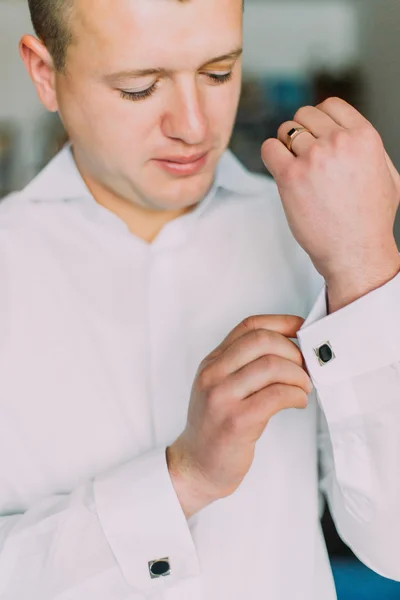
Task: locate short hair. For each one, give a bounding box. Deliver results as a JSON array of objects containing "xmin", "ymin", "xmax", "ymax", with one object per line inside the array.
[
  {"xmin": 27, "ymin": 0, "xmax": 244, "ymax": 73},
  {"xmin": 27, "ymin": 0, "xmax": 74, "ymax": 72}
]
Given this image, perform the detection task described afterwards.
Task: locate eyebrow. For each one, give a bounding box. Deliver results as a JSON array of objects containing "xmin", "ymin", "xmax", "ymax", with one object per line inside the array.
[{"xmin": 105, "ymin": 47, "xmax": 243, "ymax": 82}]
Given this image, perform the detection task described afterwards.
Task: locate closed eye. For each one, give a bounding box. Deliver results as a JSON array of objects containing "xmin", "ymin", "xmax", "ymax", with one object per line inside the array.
[
  {"xmin": 120, "ymin": 82, "xmax": 159, "ymax": 101},
  {"xmin": 204, "ymin": 71, "xmax": 233, "ymax": 84},
  {"xmin": 120, "ymin": 70, "xmax": 234, "ymax": 102}
]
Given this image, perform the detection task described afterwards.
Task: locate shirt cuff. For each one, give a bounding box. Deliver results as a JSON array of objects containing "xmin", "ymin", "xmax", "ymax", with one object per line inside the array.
[
  {"xmin": 93, "ymin": 446, "xmax": 200, "ymax": 594},
  {"xmin": 297, "ymin": 271, "xmax": 400, "ymax": 387}
]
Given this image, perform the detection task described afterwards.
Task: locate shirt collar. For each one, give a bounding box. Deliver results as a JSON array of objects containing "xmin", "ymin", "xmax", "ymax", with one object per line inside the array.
[
  {"xmin": 214, "ymin": 149, "xmax": 266, "ymax": 195},
  {"xmin": 20, "ymin": 143, "xmax": 265, "ymax": 206},
  {"xmin": 20, "ymin": 144, "xmax": 92, "ymax": 203}
]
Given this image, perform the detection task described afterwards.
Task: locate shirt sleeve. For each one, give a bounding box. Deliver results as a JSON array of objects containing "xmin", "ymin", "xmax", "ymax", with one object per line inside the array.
[
  {"xmin": 297, "ymin": 272, "xmax": 400, "ymax": 582},
  {"xmin": 0, "ymin": 447, "xmax": 201, "ymax": 599}
]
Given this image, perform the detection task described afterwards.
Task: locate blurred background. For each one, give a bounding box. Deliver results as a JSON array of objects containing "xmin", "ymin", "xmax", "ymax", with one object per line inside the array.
[{"xmin": 1, "ymin": 1, "xmax": 400, "ymax": 598}]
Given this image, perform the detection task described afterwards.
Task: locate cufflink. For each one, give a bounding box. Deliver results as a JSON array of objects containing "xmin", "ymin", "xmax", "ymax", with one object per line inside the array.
[
  {"xmin": 148, "ymin": 558, "xmax": 171, "ymax": 579},
  {"xmin": 313, "ymin": 341, "xmax": 335, "ymax": 366}
]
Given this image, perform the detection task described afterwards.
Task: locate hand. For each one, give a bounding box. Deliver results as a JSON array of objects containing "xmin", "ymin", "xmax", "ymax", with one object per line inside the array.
[
  {"xmin": 167, "ymin": 315, "xmax": 312, "ymax": 519},
  {"xmin": 261, "ymin": 97, "xmax": 400, "ymax": 290}
]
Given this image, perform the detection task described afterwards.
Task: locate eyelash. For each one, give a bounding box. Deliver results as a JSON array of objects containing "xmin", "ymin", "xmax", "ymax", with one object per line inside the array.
[{"xmin": 120, "ymin": 71, "xmax": 233, "ymax": 102}]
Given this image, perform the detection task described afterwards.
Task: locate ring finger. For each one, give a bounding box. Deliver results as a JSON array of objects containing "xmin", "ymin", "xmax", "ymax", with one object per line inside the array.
[{"xmin": 278, "ymin": 121, "xmax": 316, "ymax": 157}]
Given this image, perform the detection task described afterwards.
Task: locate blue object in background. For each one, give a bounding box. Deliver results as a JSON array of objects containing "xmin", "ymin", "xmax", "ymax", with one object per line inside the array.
[
  {"xmin": 260, "ymin": 76, "xmax": 315, "ymax": 121},
  {"xmin": 331, "ymin": 558, "xmax": 400, "ymax": 600}
]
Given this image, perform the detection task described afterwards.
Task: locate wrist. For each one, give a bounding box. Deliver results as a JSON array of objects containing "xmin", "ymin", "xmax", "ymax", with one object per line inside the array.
[
  {"xmin": 166, "ymin": 439, "xmax": 218, "ymax": 519},
  {"xmin": 325, "ymin": 249, "xmax": 400, "ymax": 312}
]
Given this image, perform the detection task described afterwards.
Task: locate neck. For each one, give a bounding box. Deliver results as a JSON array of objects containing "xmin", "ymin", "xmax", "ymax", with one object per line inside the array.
[
  {"xmin": 72, "ymin": 150, "xmax": 191, "ymax": 244},
  {"xmin": 85, "ymin": 177, "xmax": 190, "ymax": 243}
]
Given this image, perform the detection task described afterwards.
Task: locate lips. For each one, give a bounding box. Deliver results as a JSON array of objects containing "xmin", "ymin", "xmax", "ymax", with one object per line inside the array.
[
  {"xmin": 152, "ymin": 151, "xmax": 209, "ymax": 176},
  {"xmin": 156, "ymin": 152, "xmax": 208, "ymax": 164}
]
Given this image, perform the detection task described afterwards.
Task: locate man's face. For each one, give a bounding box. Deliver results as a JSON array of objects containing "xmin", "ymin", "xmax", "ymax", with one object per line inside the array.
[{"xmin": 55, "ymin": 0, "xmax": 243, "ymax": 212}]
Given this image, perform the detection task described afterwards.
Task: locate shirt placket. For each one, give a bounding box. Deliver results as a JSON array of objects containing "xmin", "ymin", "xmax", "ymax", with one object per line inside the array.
[{"xmin": 147, "ymin": 248, "xmax": 188, "ymax": 447}]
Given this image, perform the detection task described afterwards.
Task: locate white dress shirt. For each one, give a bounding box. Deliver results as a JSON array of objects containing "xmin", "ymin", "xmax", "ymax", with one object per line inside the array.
[{"xmin": 0, "ymin": 146, "xmax": 400, "ymax": 600}]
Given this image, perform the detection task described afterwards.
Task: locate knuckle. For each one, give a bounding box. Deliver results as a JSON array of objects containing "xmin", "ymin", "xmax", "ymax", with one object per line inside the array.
[
  {"xmin": 198, "ymin": 356, "xmax": 209, "ymax": 371},
  {"xmin": 197, "ymin": 366, "xmax": 215, "ymax": 391},
  {"xmin": 269, "ymin": 383, "xmax": 286, "ymax": 403},
  {"xmin": 293, "ymin": 105, "xmax": 312, "ymax": 122},
  {"xmin": 261, "ymin": 353, "xmax": 279, "ymax": 371},
  {"xmin": 205, "ymin": 380, "xmax": 235, "ymax": 412},
  {"xmin": 319, "ymin": 96, "xmax": 341, "ymax": 111},
  {"xmin": 252, "ymin": 328, "xmax": 272, "ymax": 349},
  {"xmin": 308, "ymin": 143, "xmax": 326, "ymax": 165},
  {"xmin": 242, "ymin": 315, "xmax": 257, "ymax": 331},
  {"xmin": 332, "ymin": 129, "xmax": 349, "ymax": 149}
]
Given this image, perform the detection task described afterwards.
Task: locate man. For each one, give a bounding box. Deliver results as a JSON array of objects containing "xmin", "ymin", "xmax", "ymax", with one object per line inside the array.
[{"xmin": 0, "ymin": 0, "xmax": 399, "ymax": 598}]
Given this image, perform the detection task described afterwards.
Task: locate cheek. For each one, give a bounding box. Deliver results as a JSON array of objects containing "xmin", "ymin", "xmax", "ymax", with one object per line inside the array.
[
  {"xmin": 58, "ymin": 82, "xmax": 157, "ymax": 148},
  {"xmin": 206, "ymin": 83, "xmax": 241, "ymax": 134}
]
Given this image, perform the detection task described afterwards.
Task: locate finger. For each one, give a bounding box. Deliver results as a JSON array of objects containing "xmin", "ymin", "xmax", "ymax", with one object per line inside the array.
[
  {"xmin": 293, "ymin": 105, "xmax": 341, "ymax": 138},
  {"xmin": 277, "ymin": 120, "xmax": 316, "ymax": 157},
  {"xmin": 209, "ymin": 329, "xmax": 304, "ymax": 382},
  {"xmin": 316, "ymin": 97, "xmax": 370, "ymax": 129},
  {"xmin": 222, "ymin": 355, "xmax": 313, "ymax": 400},
  {"xmin": 239, "ymin": 383, "xmax": 309, "ymax": 431},
  {"xmin": 261, "ymin": 138, "xmax": 295, "ymax": 180},
  {"xmin": 214, "ymin": 329, "xmax": 303, "ymax": 377},
  {"xmin": 209, "ymin": 314, "xmax": 305, "ymax": 360}
]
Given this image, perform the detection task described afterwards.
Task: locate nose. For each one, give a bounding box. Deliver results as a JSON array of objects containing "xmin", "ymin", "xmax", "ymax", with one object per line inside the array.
[{"xmin": 161, "ymin": 79, "xmax": 208, "ymax": 146}]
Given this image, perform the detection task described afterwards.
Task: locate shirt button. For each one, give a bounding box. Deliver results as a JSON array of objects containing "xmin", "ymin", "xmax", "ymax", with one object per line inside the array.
[
  {"xmin": 314, "ymin": 342, "xmax": 335, "ymax": 366},
  {"xmin": 148, "ymin": 558, "xmax": 171, "ymax": 579}
]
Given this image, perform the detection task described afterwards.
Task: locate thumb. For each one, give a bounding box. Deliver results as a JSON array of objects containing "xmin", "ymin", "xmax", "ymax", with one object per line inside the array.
[{"xmin": 261, "ymin": 138, "xmax": 295, "ymax": 182}]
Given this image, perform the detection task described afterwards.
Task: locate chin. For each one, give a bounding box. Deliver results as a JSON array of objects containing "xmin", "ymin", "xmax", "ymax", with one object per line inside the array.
[
  {"xmin": 164, "ymin": 173, "xmax": 215, "ymax": 206},
  {"xmin": 150, "ymin": 194, "xmax": 204, "ymax": 213}
]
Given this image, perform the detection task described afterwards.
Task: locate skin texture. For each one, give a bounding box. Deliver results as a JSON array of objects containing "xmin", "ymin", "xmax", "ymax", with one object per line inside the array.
[
  {"xmin": 261, "ymin": 98, "xmax": 400, "ymax": 312},
  {"xmin": 20, "ymin": 1, "xmax": 400, "ymax": 518},
  {"xmin": 167, "ymin": 315, "xmax": 313, "ymax": 518},
  {"xmin": 21, "ymin": 0, "xmax": 243, "ymax": 242}
]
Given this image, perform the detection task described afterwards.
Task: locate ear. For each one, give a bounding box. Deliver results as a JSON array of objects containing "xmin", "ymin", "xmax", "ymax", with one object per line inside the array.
[{"xmin": 19, "ymin": 34, "xmax": 59, "ymax": 112}]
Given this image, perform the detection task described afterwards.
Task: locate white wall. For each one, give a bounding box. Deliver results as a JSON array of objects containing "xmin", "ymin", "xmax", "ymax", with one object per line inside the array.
[
  {"xmin": 0, "ymin": 1, "xmax": 47, "ymax": 189},
  {"xmin": 243, "ymin": 1, "xmax": 359, "ymax": 76}
]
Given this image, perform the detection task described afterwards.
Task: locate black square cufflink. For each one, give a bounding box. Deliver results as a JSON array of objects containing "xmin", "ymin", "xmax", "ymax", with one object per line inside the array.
[
  {"xmin": 313, "ymin": 342, "xmax": 335, "ymax": 366},
  {"xmin": 148, "ymin": 557, "xmax": 171, "ymax": 579}
]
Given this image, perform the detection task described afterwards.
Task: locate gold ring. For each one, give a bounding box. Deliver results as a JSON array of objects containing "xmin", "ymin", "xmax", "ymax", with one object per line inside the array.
[{"xmin": 286, "ymin": 127, "xmax": 312, "ymax": 154}]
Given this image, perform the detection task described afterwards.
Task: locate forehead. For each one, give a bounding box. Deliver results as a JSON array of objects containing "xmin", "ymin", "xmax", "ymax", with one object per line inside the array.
[{"xmin": 72, "ymin": 0, "xmax": 243, "ymax": 71}]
